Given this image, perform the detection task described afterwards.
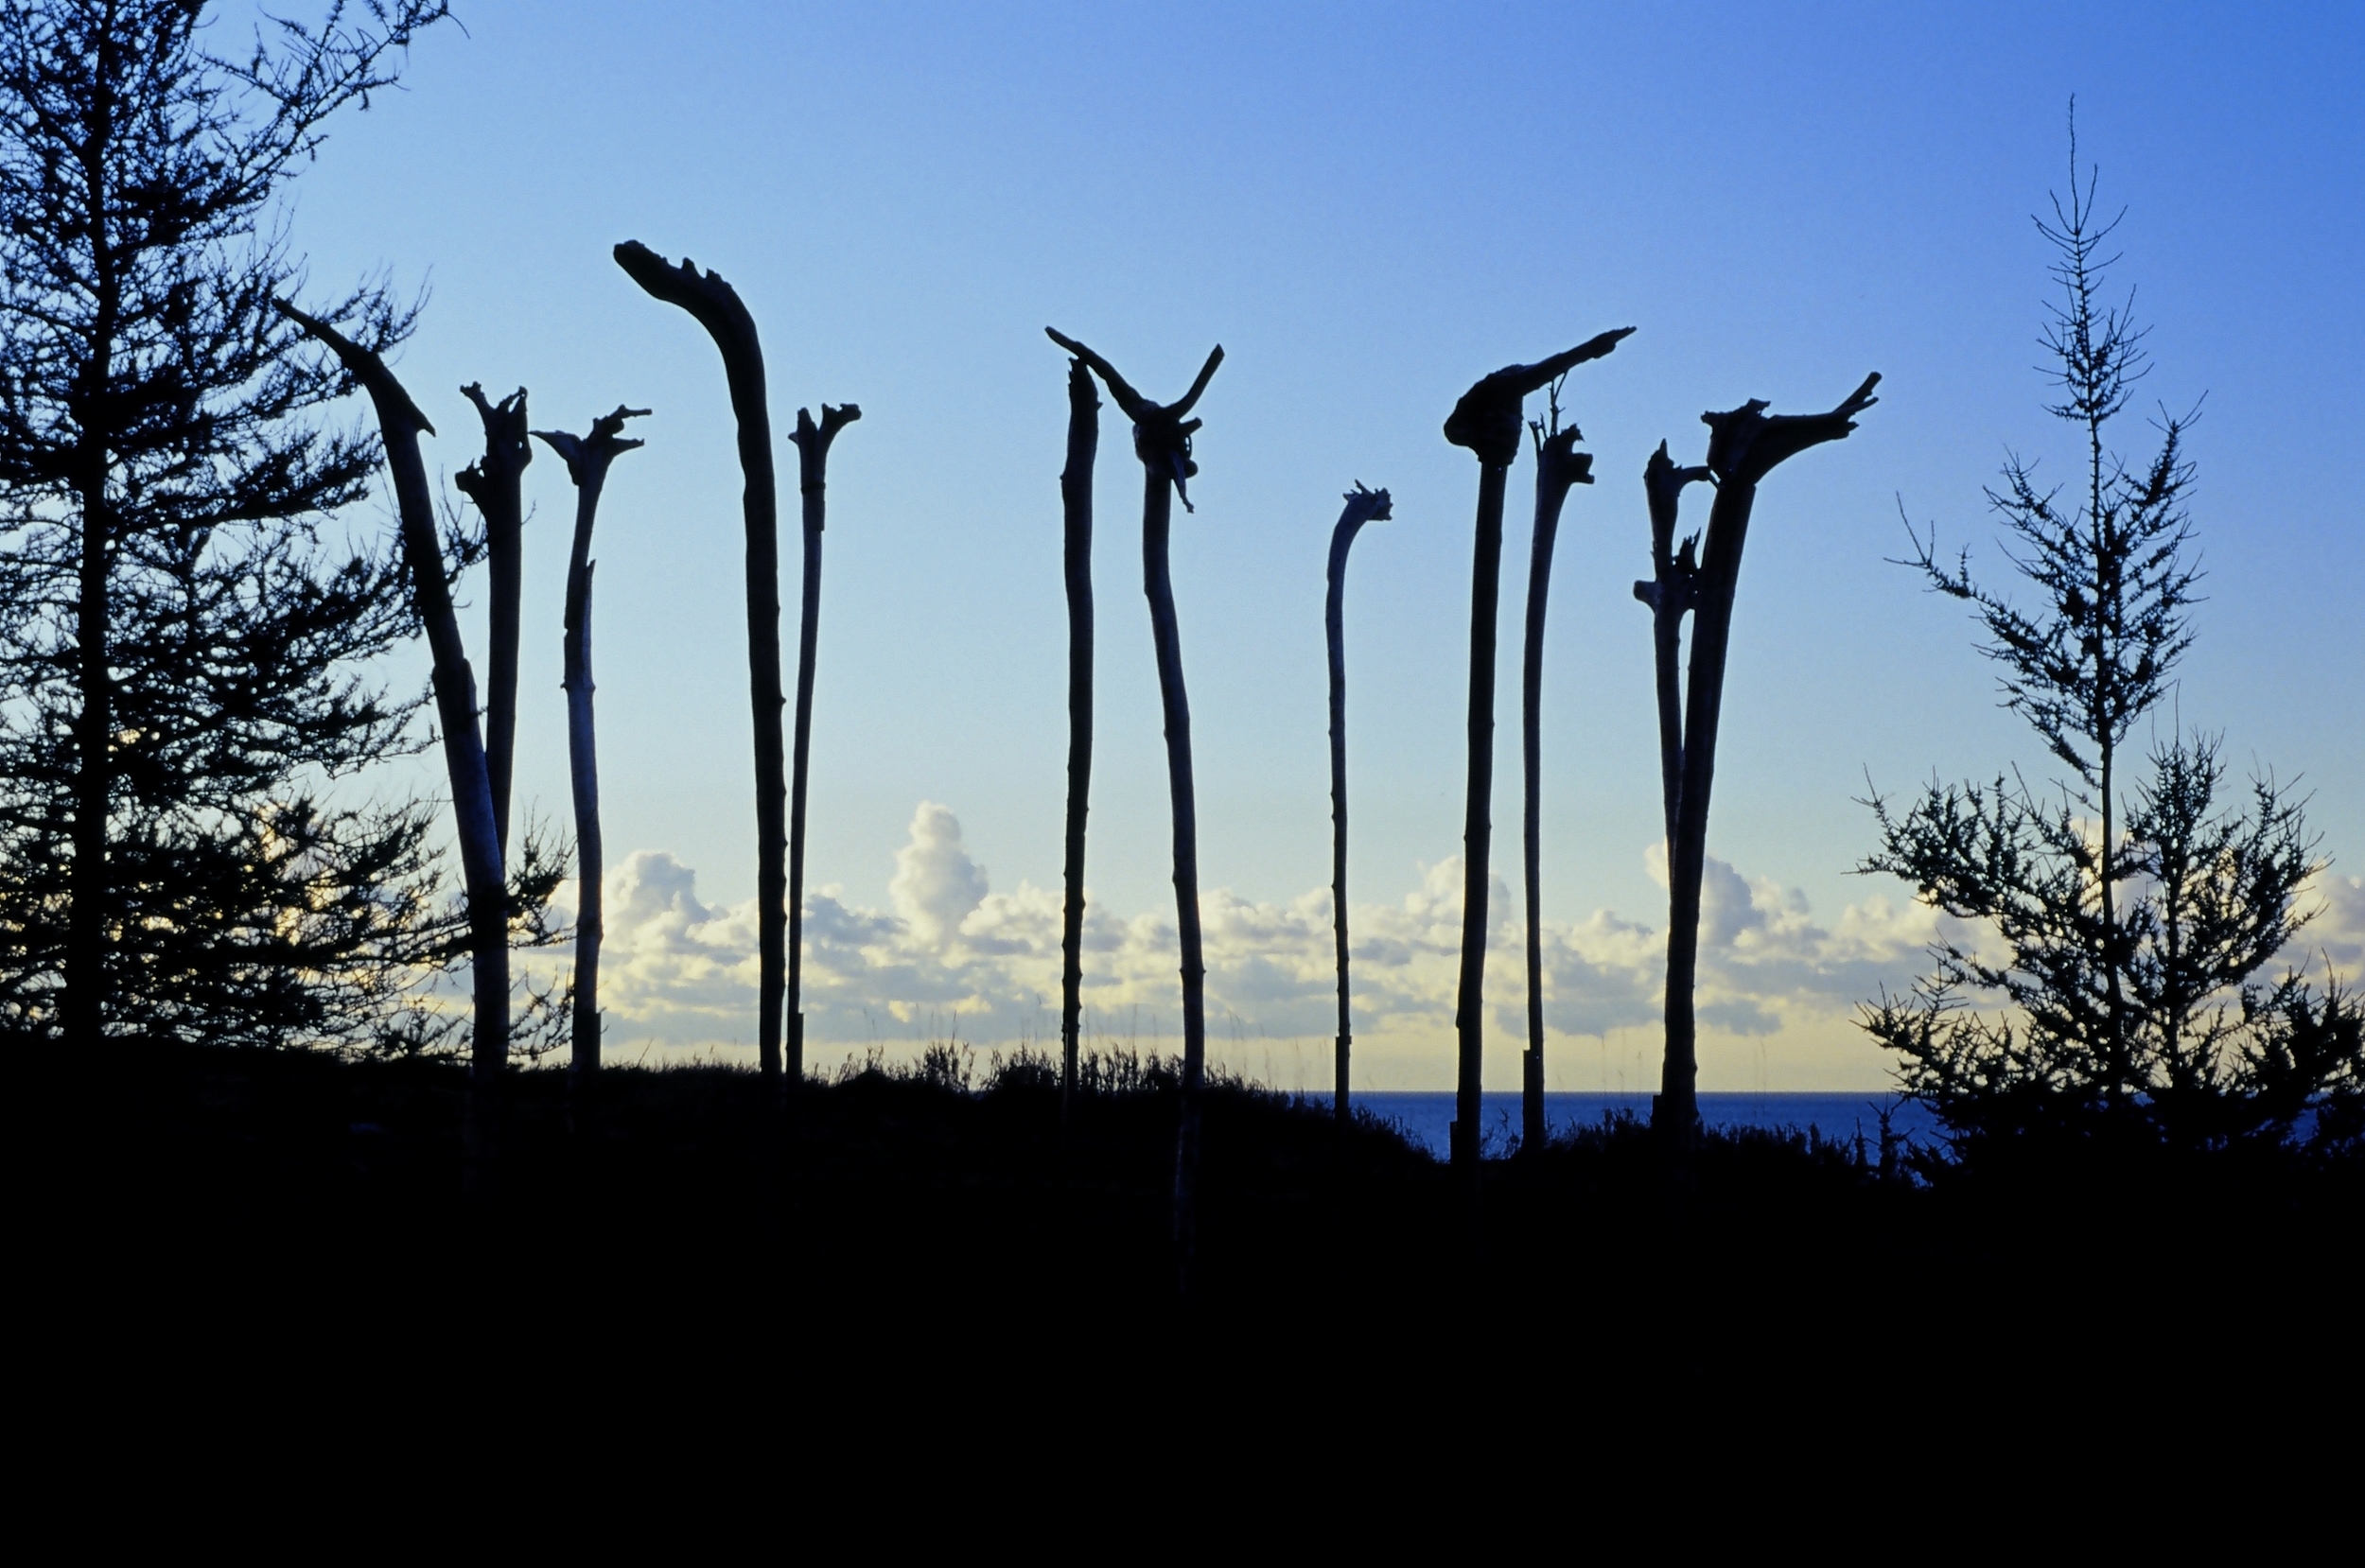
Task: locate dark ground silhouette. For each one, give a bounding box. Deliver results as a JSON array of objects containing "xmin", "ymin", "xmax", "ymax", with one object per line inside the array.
[{"xmin": 22, "ymin": 1037, "xmax": 2356, "ymax": 1420}]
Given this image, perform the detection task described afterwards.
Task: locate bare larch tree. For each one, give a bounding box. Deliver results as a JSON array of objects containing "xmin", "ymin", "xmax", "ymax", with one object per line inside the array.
[
  {"xmin": 1517, "ymin": 391, "xmax": 1596, "ymax": 1156},
  {"xmin": 454, "ymin": 384, "xmax": 531, "ymax": 859},
  {"xmin": 1441, "ymin": 329, "xmax": 1630, "ymax": 1204},
  {"xmin": 1045, "ymin": 326, "xmax": 1223, "ymax": 1293},
  {"xmin": 533, "ymin": 406, "xmax": 648, "ymax": 1081},
  {"xmin": 784, "ymin": 401, "xmax": 860, "ymax": 1087},
  {"xmin": 1324, "ymin": 482, "xmax": 1393, "ymax": 1127},
  {"xmin": 612, "ymin": 243, "xmax": 790, "ymax": 1095},
  {"xmin": 1647, "ymin": 375, "xmax": 1881, "ymax": 1161},
  {"xmin": 1056, "ymin": 355, "xmax": 1099, "ymax": 1140}
]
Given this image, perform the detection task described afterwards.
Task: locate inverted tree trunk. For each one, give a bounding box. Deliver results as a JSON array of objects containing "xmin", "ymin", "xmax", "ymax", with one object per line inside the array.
[
  {"xmin": 454, "ymin": 384, "xmax": 532, "ymax": 859},
  {"xmin": 1442, "ymin": 329, "xmax": 1631, "ymax": 1210},
  {"xmin": 1325, "ymin": 484, "xmax": 1393, "ymax": 1128},
  {"xmin": 1655, "ymin": 375, "xmax": 1880, "ymax": 1153},
  {"xmin": 613, "ymin": 243, "xmax": 787, "ymax": 1093},
  {"xmin": 277, "ymin": 304, "xmax": 508, "ymax": 1079},
  {"xmin": 533, "ymin": 407, "xmax": 648, "ymax": 1081},
  {"xmin": 785, "ymin": 403, "xmax": 861, "ymax": 1090},
  {"xmin": 1045, "ymin": 327, "xmax": 1222, "ymax": 1297},
  {"xmin": 1518, "ymin": 425, "xmax": 1594, "ymax": 1157},
  {"xmin": 1057, "ymin": 357, "xmax": 1100, "ymax": 1141}
]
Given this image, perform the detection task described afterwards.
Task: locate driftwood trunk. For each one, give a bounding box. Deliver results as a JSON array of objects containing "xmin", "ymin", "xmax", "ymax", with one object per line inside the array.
[
  {"xmin": 276, "ymin": 305, "xmax": 508, "ymax": 1077},
  {"xmin": 1634, "ymin": 444, "xmax": 1709, "ymax": 849},
  {"xmin": 785, "ymin": 404, "xmax": 861, "ymax": 1089},
  {"xmin": 613, "ymin": 244, "xmax": 787, "ymax": 1093},
  {"xmin": 534, "ymin": 408, "xmax": 648, "ymax": 1081},
  {"xmin": 1654, "ymin": 376, "xmax": 1880, "ymax": 1149},
  {"xmin": 1518, "ymin": 426, "xmax": 1593, "ymax": 1156},
  {"xmin": 1324, "ymin": 485, "xmax": 1391, "ymax": 1127},
  {"xmin": 1442, "ymin": 330, "xmax": 1631, "ymax": 1207},
  {"xmin": 455, "ymin": 384, "xmax": 531, "ymax": 858},
  {"xmin": 1044, "ymin": 327, "xmax": 1222, "ymax": 1296},
  {"xmin": 1057, "ymin": 357, "xmax": 1099, "ymax": 1139}
]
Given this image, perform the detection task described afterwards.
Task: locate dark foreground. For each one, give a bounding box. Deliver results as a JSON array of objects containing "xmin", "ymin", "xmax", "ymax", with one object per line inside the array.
[{"xmin": 20, "ymin": 1038, "xmax": 2359, "ymax": 1426}]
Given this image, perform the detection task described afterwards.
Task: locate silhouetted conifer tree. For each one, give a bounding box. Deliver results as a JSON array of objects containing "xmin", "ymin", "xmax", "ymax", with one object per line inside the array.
[
  {"xmin": 1864, "ymin": 122, "xmax": 2360, "ymax": 1157},
  {"xmin": 1045, "ymin": 325, "xmax": 1221, "ymax": 1294},
  {"xmin": 0, "ymin": 0, "xmax": 465, "ymax": 1047},
  {"xmin": 1325, "ymin": 481, "xmax": 1391, "ymax": 1127}
]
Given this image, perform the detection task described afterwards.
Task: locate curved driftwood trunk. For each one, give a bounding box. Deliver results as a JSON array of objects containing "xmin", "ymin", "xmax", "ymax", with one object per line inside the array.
[
  {"xmin": 455, "ymin": 384, "xmax": 532, "ymax": 858},
  {"xmin": 1654, "ymin": 376, "xmax": 1880, "ymax": 1155},
  {"xmin": 1045, "ymin": 327, "xmax": 1222, "ymax": 1296},
  {"xmin": 786, "ymin": 403, "xmax": 860, "ymax": 1089},
  {"xmin": 276, "ymin": 304, "xmax": 507, "ymax": 1078},
  {"xmin": 1324, "ymin": 484, "xmax": 1392, "ymax": 1127},
  {"xmin": 613, "ymin": 243, "xmax": 787, "ymax": 1093},
  {"xmin": 1057, "ymin": 357, "xmax": 1099, "ymax": 1141},
  {"xmin": 1518, "ymin": 426, "xmax": 1593, "ymax": 1156},
  {"xmin": 1442, "ymin": 329, "xmax": 1631, "ymax": 1211},
  {"xmin": 534, "ymin": 408, "xmax": 648, "ymax": 1082}
]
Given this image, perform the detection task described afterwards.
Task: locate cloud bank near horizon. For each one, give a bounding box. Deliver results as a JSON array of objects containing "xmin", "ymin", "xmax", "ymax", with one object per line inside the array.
[{"xmin": 563, "ymin": 802, "xmax": 2365, "ymax": 1092}]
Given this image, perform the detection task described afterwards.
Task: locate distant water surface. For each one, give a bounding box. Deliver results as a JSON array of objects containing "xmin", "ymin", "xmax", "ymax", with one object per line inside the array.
[{"xmin": 1316, "ymin": 1091, "xmax": 1936, "ymax": 1160}]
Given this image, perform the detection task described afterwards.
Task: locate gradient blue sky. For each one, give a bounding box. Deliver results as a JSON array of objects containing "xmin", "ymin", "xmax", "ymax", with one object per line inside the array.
[{"xmin": 274, "ymin": 1, "xmax": 2360, "ymax": 1084}]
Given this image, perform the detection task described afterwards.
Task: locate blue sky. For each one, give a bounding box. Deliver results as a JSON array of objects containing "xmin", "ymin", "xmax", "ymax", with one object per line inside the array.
[{"xmin": 274, "ymin": 1, "xmax": 2362, "ymax": 1085}]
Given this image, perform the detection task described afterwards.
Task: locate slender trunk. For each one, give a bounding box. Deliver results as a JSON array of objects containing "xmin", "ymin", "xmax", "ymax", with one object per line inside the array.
[
  {"xmin": 1142, "ymin": 466, "xmax": 1207, "ymax": 1290},
  {"xmin": 1453, "ymin": 461, "xmax": 1509, "ymax": 1193},
  {"xmin": 565, "ymin": 555, "xmax": 602, "ymax": 1074},
  {"xmin": 612, "ymin": 245, "xmax": 784, "ymax": 1091},
  {"xmin": 1659, "ymin": 479, "xmax": 1759, "ymax": 1142},
  {"xmin": 65, "ymin": 62, "xmax": 118, "ymax": 1045},
  {"xmin": 1636, "ymin": 444, "xmax": 1707, "ymax": 850},
  {"xmin": 1324, "ymin": 516, "xmax": 1361, "ymax": 1127},
  {"xmin": 1041, "ymin": 328, "xmax": 1223, "ymax": 1294},
  {"xmin": 457, "ymin": 386, "xmax": 532, "ymax": 859},
  {"xmin": 787, "ymin": 405, "xmax": 860, "ymax": 1092},
  {"xmin": 277, "ymin": 306, "xmax": 507, "ymax": 1079},
  {"xmin": 1059, "ymin": 359, "xmax": 1099, "ymax": 1141},
  {"xmin": 1519, "ymin": 433, "xmax": 1590, "ymax": 1156},
  {"xmin": 535, "ymin": 409, "xmax": 644, "ymax": 1093},
  {"xmin": 1655, "ymin": 375, "xmax": 1879, "ymax": 1161},
  {"xmin": 2089, "ymin": 419, "xmax": 2125, "ymax": 1104}
]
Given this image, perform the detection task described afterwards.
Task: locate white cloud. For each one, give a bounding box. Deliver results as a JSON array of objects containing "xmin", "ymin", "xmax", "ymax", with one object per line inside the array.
[
  {"xmin": 889, "ymin": 801, "xmax": 990, "ymax": 948},
  {"xmin": 577, "ymin": 800, "xmax": 2006, "ymax": 1089}
]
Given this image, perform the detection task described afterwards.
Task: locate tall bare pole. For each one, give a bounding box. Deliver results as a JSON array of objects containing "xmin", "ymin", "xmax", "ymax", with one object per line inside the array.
[
  {"xmin": 533, "ymin": 407, "xmax": 648, "ymax": 1081},
  {"xmin": 1056, "ymin": 357, "xmax": 1100, "ymax": 1141},
  {"xmin": 785, "ymin": 403, "xmax": 861, "ymax": 1089},
  {"xmin": 1517, "ymin": 395, "xmax": 1596, "ymax": 1156},
  {"xmin": 1652, "ymin": 375, "xmax": 1880, "ymax": 1163},
  {"xmin": 1441, "ymin": 329, "xmax": 1631, "ymax": 1213},
  {"xmin": 1046, "ymin": 326, "xmax": 1223, "ymax": 1296},
  {"xmin": 612, "ymin": 243, "xmax": 787, "ymax": 1095},
  {"xmin": 454, "ymin": 384, "xmax": 532, "ymax": 859},
  {"xmin": 275, "ymin": 304, "xmax": 507, "ymax": 1079},
  {"xmin": 1324, "ymin": 483, "xmax": 1392, "ymax": 1127}
]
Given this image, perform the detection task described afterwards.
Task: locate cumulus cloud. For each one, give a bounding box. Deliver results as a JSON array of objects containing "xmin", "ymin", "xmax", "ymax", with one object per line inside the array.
[
  {"xmin": 890, "ymin": 801, "xmax": 990, "ymax": 948},
  {"xmin": 582, "ymin": 799, "xmax": 1995, "ymax": 1088}
]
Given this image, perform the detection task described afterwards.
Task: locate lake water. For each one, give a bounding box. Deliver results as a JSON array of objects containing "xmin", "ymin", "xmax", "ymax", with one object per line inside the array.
[{"xmin": 1317, "ymin": 1091, "xmax": 1939, "ymax": 1160}]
